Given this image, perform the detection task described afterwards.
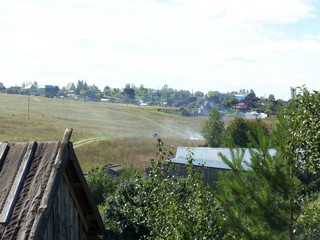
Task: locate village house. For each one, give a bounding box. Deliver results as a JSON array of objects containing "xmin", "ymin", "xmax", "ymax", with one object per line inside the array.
[
  {"xmin": 23, "ymin": 83, "xmax": 39, "ymax": 96},
  {"xmin": 0, "ymin": 83, "xmax": 6, "ymax": 92},
  {"xmin": 234, "ymin": 102, "xmax": 251, "ymax": 112},
  {"xmin": 66, "ymin": 82, "xmax": 77, "ymax": 96},
  {"xmin": 0, "ymin": 129, "xmax": 105, "ymax": 239},
  {"xmin": 38, "ymin": 85, "xmax": 60, "ymax": 98}
]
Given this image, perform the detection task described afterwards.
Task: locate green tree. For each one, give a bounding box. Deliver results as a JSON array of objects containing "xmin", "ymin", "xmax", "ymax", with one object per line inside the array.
[
  {"xmin": 201, "ymin": 108, "xmax": 224, "ymax": 147},
  {"xmin": 100, "ymin": 136, "xmax": 223, "ymax": 239},
  {"xmin": 86, "ymin": 167, "xmax": 117, "ymax": 205},
  {"xmin": 296, "ymin": 193, "xmax": 320, "ymax": 239},
  {"xmin": 76, "ymin": 79, "xmax": 88, "ymax": 95},
  {"xmin": 286, "ymin": 87, "xmax": 320, "ymax": 179},
  {"xmin": 217, "ymin": 121, "xmax": 300, "ymax": 239},
  {"xmin": 222, "ymin": 117, "xmax": 269, "ymax": 147}
]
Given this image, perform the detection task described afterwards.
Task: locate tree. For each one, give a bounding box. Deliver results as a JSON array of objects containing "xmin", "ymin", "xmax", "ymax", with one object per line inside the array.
[
  {"xmin": 194, "ymin": 91, "xmax": 204, "ymax": 98},
  {"xmin": 86, "ymin": 167, "xmax": 117, "ymax": 205},
  {"xmin": 99, "ymin": 136, "xmax": 223, "ymax": 239},
  {"xmin": 76, "ymin": 79, "xmax": 88, "ymax": 95},
  {"xmin": 286, "ymin": 87, "xmax": 320, "ymax": 178},
  {"xmin": 201, "ymin": 108, "xmax": 224, "ymax": 147},
  {"xmin": 122, "ymin": 88, "xmax": 135, "ymax": 101},
  {"xmin": 222, "ymin": 94, "xmax": 238, "ymax": 108},
  {"xmin": 222, "ymin": 117, "xmax": 269, "ymax": 147},
  {"xmin": 245, "ymin": 89, "xmax": 259, "ymax": 108},
  {"xmin": 216, "ymin": 87, "xmax": 320, "ymax": 239},
  {"xmin": 217, "ymin": 121, "xmax": 300, "ymax": 239}
]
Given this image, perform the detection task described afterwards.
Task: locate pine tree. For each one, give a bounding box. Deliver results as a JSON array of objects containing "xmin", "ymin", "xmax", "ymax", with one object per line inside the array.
[
  {"xmin": 201, "ymin": 108, "xmax": 224, "ymax": 147},
  {"xmin": 216, "ymin": 120, "xmax": 300, "ymax": 239}
]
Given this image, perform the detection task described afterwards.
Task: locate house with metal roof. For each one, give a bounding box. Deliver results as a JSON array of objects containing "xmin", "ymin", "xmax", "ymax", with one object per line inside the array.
[
  {"xmin": 0, "ymin": 129, "xmax": 105, "ymax": 239},
  {"xmin": 170, "ymin": 147, "xmax": 276, "ymax": 188}
]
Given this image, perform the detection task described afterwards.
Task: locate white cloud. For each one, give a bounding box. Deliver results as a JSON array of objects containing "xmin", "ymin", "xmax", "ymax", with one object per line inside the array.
[{"xmin": 0, "ymin": 0, "xmax": 319, "ymax": 98}]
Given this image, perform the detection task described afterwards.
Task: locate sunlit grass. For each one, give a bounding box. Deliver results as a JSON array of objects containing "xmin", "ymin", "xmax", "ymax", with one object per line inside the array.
[
  {"xmin": 76, "ymin": 137, "xmax": 205, "ymax": 173},
  {"xmin": 0, "ymin": 93, "xmax": 277, "ymax": 173},
  {"xmin": 0, "ymin": 94, "xmax": 206, "ymax": 142},
  {"xmin": 0, "ymin": 93, "xmax": 206, "ymax": 172}
]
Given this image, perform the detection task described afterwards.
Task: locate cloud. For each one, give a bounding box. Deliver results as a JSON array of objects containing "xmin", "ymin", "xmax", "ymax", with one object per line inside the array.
[{"xmin": 0, "ymin": 0, "xmax": 319, "ymax": 99}]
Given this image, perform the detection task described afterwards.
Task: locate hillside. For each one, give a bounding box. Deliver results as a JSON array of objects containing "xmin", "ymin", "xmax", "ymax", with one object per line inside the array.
[
  {"xmin": 0, "ymin": 94, "xmax": 206, "ymax": 171},
  {"xmin": 0, "ymin": 94, "xmax": 206, "ymax": 141}
]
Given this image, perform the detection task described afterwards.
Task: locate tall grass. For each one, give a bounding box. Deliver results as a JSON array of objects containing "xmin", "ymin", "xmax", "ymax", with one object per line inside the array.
[
  {"xmin": 75, "ymin": 137, "xmax": 205, "ymax": 173},
  {"xmin": 0, "ymin": 93, "xmax": 276, "ymax": 173},
  {"xmin": 0, "ymin": 94, "xmax": 205, "ymax": 141},
  {"xmin": 0, "ymin": 94, "xmax": 206, "ymax": 172}
]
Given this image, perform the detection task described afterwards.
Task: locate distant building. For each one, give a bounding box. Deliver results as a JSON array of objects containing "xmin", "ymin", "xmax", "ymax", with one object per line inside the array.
[
  {"xmin": 169, "ymin": 147, "xmax": 276, "ymax": 188},
  {"xmin": 23, "ymin": 84, "xmax": 38, "ymax": 95},
  {"xmin": 0, "ymin": 82, "xmax": 6, "ymax": 92},
  {"xmin": 234, "ymin": 102, "xmax": 251, "ymax": 112},
  {"xmin": 66, "ymin": 82, "xmax": 77, "ymax": 95},
  {"xmin": 38, "ymin": 85, "xmax": 60, "ymax": 97}
]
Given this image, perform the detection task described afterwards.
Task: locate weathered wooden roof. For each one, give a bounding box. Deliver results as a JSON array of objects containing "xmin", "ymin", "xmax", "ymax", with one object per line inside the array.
[{"xmin": 0, "ymin": 129, "xmax": 105, "ymax": 239}]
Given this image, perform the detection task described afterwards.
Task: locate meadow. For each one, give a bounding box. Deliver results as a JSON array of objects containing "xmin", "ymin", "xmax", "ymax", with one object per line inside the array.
[{"xmin": 0, "ymin": 94, "xmax": 206, "ymax": 172}]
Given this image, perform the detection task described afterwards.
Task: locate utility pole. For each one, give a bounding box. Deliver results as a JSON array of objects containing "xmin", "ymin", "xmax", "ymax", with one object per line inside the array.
[{"xmin": 27, "ymin": 93, "xmax": 30, "ymax": 119}]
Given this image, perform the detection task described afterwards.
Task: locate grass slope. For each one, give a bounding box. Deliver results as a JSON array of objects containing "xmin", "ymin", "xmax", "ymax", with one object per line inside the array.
[
  {"xmin": 0, "ymin": 94, "xmax": 205, "ymax": 171},
  {"xmin": 0, "ymin": 94, "xmax": 205, "ymax": 140}
]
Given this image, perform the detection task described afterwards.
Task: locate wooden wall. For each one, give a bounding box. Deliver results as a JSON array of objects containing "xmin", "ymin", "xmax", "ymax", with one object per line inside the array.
[
  {"xmin": 41, "ymin": 177, "xmax": 87, "ymax": 240},
  {"xmin": 172, "ymin": 163, "xmax": 229, "ymax": 188}
]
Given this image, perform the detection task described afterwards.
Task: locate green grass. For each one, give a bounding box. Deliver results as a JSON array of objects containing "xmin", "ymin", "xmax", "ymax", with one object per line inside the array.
[
  {"xmin": 0, "ymin": 94, "xmax": 206, "ymax": 141},
  {"xmin": 76, "ymin": 137, "xmax": 203, "ymax": 173},
  {"xmin": 0, "ymin": 94, "xmax": 206, "ymax": 171},
  {"xmin": 0, "ymin": 93, "xmax": 277, "ymax": 172}
]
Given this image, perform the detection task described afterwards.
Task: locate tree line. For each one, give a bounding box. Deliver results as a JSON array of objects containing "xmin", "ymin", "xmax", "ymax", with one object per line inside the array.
[{"xmin": 3, "ymin": 80, "xmax": 285, "ymax": 116}]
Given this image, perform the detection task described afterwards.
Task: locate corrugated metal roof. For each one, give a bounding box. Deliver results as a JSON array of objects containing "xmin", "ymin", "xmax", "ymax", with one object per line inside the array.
[
  {"xmin": 170, "ymin": 147, "xmax": 276, "ymax": 170},
  {"xmin": 0, "ymin": 129, "xmax": 104, "ymax": 239}
]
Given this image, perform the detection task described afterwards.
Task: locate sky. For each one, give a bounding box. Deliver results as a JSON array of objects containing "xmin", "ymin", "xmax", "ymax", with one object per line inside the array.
[{"xmin": 1, "ymin": 0, "xmax": 320, "ymax": 100}]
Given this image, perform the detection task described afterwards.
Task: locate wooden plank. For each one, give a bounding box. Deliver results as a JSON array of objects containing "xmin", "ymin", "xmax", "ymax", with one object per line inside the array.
[
  {"xmin": 47, "ymin": 206, "xmax": 54, "ymax": 240},
  {"xmin": 0, "ymin": 141, "xmax": 37, "ymax": 223},
  {"xmin": 0, "ymin": 142, "xmax": 8, "ymax": 171},
  {"xmin": 28, "ymin": 141, "xmax": 69, "ymax": 239},
  {"xmin": 63, "ymin": 174, "xmax": 90, "ymax": 233},
  {"xmin": 74, "ymin": 206, "xmax": 79, "ymax": 240},
  {"xmin": 61, "ymin": 183, "xmax": 66, "ymax": 239}
]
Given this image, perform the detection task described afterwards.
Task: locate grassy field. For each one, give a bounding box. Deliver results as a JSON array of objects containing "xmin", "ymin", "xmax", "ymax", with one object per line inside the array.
[
  {"xmin": 0, "ymin": 94, "xmax": 206, "ymax": 172},
  {"xmin": 0, "ymin": 94, "xmax": 277, "ymax": 173}
]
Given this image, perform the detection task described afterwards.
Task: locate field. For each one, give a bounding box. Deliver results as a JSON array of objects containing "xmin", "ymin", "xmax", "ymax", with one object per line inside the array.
[{"xmin": 0, "ymin": 94, "xmax": 206, "ymax": 172}]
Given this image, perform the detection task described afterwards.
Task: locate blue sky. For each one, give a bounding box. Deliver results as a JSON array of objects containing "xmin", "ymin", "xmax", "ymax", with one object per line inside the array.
[{"xmin": 1, "ymin": 0, "xmax": 320, "ymax": 99}]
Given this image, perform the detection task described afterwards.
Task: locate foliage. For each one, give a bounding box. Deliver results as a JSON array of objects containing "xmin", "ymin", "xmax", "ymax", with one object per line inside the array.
[
  {"xmin": 86, "ymin": 167, "xmax": 118, "ymax": 205},
  {"xmin": 201, "ymin": 108, "xmax": 224, "ymax": 147},
  {"xmin": 76, "ymin": 79, "xmax": 88, "ymax": 95},
  {"xmin": 216, "ymin": 122, "xmax": 300, "ymax": 239},
  {"xmin": 295, "ymin": 193, "xmax": 320, "ymax": 239},
  {"xmin": 222, "ymin": 117, "xmax": 270, "ymax": 147},
  {"xmin": 285, "ymin": 87, "xmax": 320, "ymax": 179},
  {"xmin": 99, "ymin": 136, "xmax": 223, "ymax": 239}
]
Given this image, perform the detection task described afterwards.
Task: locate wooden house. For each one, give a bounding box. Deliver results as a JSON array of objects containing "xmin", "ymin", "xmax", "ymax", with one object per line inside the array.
[{"xmin": 0, "ymin": 129, "xmax": 105, "ymax": 239}]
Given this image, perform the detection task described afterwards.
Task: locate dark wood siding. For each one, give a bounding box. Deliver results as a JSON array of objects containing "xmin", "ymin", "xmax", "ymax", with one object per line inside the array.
[
  {"xmin": 41, "ymin": 178, "xmax": 87, "ymax": 240},
  {"xmin": 172, "ymin": 163, "xmax": 229, "ymax": 188}
]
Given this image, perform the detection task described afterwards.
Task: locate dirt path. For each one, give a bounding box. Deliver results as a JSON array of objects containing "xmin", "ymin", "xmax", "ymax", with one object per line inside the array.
[{"xmin": 73, "ymin": 137, "xmax": 107, "ymax": 148}]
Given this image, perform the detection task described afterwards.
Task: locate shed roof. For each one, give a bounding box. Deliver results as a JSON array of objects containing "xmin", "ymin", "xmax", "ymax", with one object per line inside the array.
[
  {"xmin": 0, "ymin": 129, "xmax": 105, "ymax": 239},
  {"xmin": 170, "ymin": 147, "xmax": 276, "ymax": 170}
]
